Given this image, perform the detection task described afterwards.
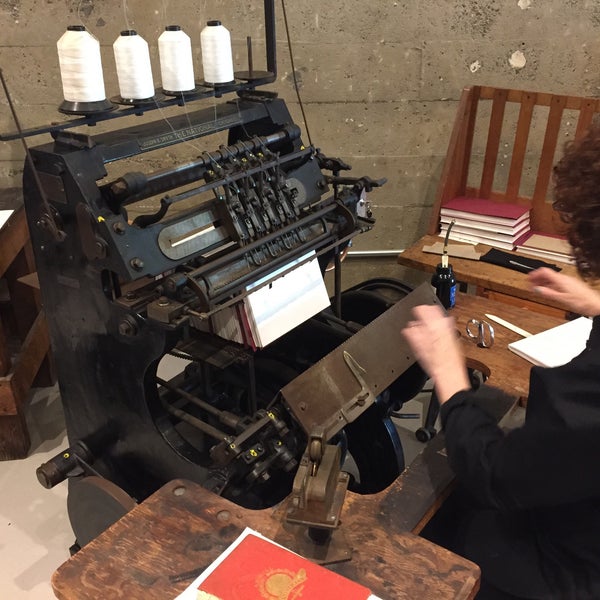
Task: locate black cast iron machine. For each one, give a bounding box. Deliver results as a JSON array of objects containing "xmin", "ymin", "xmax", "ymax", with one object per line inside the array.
[{"xmin": 2, "ymin": 0, "xmax": 430, "ymax": 554}]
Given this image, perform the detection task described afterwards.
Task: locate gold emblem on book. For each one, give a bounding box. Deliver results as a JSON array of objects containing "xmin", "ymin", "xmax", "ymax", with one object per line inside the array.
[{"xmin": 256, "ymin": 567, "xmax": 307, "ymax": 599}]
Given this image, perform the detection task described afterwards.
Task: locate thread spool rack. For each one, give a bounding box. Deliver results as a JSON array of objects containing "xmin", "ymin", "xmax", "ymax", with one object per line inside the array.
[{"xmin": 0, "ymin": 0, "xmax": 277, "ymax": 142}]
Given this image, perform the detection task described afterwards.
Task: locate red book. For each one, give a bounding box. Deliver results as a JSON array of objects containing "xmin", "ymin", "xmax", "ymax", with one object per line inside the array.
[
  {"xmin": 515, "ymin": 231, "xmax": 571, "ymax": 254},
  {"xmin": 440, "ymin": 197, "xmax": 530, "ymax": 226},
  {"xmin": 514, "ymin": 231, "xmax": 574, "ymax": 264},
  {"xmin": 181, "ymin": 529, "xmax": 374, "ymax": 600}
]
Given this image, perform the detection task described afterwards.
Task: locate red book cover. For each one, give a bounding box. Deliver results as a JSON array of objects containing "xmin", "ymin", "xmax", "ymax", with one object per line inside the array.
[
  {"xmin": 194, "ymin": 530, "xmax": 373, "ymax": 600},
  {"xmin": 236, "ymin": 302, "xmax": 257, "ymax": 351},
  {"xmin": 441, "ymin": 197, "xmax": 530, "ymax": 222}
]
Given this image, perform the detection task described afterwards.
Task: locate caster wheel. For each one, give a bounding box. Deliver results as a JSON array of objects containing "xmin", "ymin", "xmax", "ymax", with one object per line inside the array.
[
  {"xmin": 415, "ymin": 426, "xmax": 436, "ymax": 443},
  {"xmin": 69, "ymin": 542, "xmax": 81, "ymax": 556}
]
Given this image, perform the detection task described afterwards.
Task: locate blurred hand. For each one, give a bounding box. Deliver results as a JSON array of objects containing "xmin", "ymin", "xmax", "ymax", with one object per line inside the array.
[
  {"xmin": 401, "ymin": 304, "xmax": 471, "ymax": 403},
  {"xmin": 528, "ymin": 268, "xmax": 600, "ymax": 316}
]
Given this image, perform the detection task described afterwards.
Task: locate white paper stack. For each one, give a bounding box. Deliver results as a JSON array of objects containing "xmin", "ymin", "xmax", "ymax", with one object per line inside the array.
[
  {"xmin": 211, "ymin": 251, "xmax": 330, "ymax": 348},
  {"xmin": 508, "ymin": 316, "xmax": 593, "ymax": 368}
]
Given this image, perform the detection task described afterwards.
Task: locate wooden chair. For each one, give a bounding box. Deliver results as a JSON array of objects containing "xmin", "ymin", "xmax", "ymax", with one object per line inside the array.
[
  {"xmin": 394, "ymin": 85, "xmax": 600, "ymax": 316},
  {"xmin": 427, "ymin": 85, "xmax": 600, "ymax": 236},
  {"xmin": 0, "ymin": 188, "xmax": 54, "ymax": 460}
]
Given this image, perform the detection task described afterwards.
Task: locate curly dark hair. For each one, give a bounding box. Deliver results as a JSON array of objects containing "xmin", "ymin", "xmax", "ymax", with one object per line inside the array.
[{"xmin": 553, "ymin": 124, "xmax": 600, "ymax": 278}]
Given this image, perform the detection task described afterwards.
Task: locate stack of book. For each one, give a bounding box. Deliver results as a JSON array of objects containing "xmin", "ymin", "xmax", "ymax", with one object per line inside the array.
[
  {"xmin": 514, "ymin": 231, "xmax": 574, "ymax": 265},
  {"xmin": 439, "ymin": 197, "xmax": 531, "ymax": 250},
  {"xmin": 210, "ymin": 251, "xmax": 331, "ymax": 349}
]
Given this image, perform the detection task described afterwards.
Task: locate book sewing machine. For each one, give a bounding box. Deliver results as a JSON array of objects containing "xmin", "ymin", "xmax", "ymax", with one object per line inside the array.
[{"xmin": 4, "ymin": 1, "xmax": 432, "ymax": 557}]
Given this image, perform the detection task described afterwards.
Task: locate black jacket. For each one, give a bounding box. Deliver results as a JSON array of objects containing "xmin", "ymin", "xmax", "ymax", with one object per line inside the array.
[{"xmin": 441, "ymin": 316, "xmax": 600, "ymax": 599}]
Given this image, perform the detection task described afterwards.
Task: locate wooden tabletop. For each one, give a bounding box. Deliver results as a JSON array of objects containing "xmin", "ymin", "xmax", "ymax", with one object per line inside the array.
[
  {"xmin": 452, "ymin": 291, "xmax": 563, "ymax": 399},
  {"xmin": 51, "ymin": 293, "xmax": 563, "ymax": 600},
  {"xmin": 52, "ymin": 479, "xmax": 482, "ymax": 600},
  {"xmin": 398, "ymin": 234, "xmax": 579, "ymax": 312}
]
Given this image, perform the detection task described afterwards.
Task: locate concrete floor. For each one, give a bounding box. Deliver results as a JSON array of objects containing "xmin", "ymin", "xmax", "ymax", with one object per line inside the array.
[
  {"xmin": 0, "ymin": 385, "xmax": 430, "ymax": 600},
  {"xmin": 0, "ymin": 387, "xmax": 71, "ymax": 600}
]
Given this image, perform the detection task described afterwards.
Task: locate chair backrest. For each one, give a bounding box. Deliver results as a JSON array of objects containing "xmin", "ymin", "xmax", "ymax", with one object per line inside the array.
[{"xmin": 427, "ymin": 86, "xmax": 600, "ymax": 235}]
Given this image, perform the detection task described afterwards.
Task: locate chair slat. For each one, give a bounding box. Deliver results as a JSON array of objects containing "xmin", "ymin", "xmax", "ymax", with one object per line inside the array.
[
  {"xmin": 455, "ymin": 86, "xmax": 481, "ymax": 197},
  {"xmin": 505, "ymin": 92, "xmax": 536, "ymax": 202},
  {"xmin": 531, "ymin": 94, "xmax": 567, "ymax": 231},
  {"xmin": 479, "ymin": 88, "xmax": 508, "ymax": 198},
  {"xmin": 575, "ymin": 98, "xmax": 597, "ymax": 140}
]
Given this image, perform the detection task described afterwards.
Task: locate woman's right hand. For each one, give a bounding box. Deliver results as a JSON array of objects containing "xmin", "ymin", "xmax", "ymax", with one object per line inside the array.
[
  {"xmin": 401, "ymin": 304, "xmax": 471, "ymax": 404},
  {"xmin": 528, "ymin": 267, "xmax": 600, "ymax": 316}
]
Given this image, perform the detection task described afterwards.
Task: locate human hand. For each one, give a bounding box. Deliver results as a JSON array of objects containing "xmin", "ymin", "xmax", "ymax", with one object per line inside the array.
[
  {"xmin": 528, "ymin": 267, "xmax": 600, "ymax": 316},
  {"xmin": 401, "ymin": 304, "xmax": 471, "ymax": 403}
]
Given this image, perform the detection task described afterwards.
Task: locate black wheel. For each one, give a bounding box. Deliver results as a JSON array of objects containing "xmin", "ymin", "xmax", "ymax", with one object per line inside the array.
[{"xmin": 344, "ymin": 402, "xmax": 405, "ymax": 494}]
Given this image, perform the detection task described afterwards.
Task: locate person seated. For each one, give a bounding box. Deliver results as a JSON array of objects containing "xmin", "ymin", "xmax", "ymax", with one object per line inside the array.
[{"xmin": 401, "ymin": 125, "xmax": 600, "ymax": 600}]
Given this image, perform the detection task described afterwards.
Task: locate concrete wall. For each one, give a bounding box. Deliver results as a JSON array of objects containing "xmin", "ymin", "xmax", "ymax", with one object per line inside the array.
[{"xmin": 1, "ymin": 0, "xmax": 598, "ymax": 288}]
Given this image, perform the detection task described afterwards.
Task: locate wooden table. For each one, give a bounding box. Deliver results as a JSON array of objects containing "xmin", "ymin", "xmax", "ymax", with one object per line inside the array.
[
  {"xmin": 451, "ymin": 291, "xmax": 562, "ymax": 400},
  {"xmin": 0, "ymin": 189, "xmax": 53, "ymax": 459},
  {"xmin": 51, "ymin": 293, "xmax": 563, "ymax": 600},
  {"xmin": 52, "ymin": 479, "xmax": 483, "ymax": 600},
  {"xmin": 398, "ymin": 234, "xmax": 579, "ymax": 318}
]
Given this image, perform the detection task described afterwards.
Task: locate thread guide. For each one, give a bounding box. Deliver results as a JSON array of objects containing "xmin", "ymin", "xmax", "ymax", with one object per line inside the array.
[
  {"xmin": 0, "ymin": 0, "xmax": 277, "ymax": 141},
  {"xmin": 1, "ymin": 82, "xmax": 275, "ymax": 141}
]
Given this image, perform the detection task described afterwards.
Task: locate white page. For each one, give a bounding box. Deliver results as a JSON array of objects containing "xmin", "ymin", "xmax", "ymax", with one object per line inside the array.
[
  {"xmin": 244, "ymin": 251, "xmax": 330, "ymax": 347},
  {"xmin": 508, "ymin": 316, "xmax": 593, "ymax": 368},
  {"xmin": 0, "ymin": 209, "xmax": 14, "ymax": 229}
]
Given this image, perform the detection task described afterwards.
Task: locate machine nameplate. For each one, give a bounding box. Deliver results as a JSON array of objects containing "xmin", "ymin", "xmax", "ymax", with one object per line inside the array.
[{"xmin": 139, "ymin": 114, "xmax": 241, "ymax": 151}]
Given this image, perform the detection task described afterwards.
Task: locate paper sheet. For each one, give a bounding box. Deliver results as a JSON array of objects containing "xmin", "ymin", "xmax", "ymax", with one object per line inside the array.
[
  {"xmin": 243, "ymin": 251, "xmax": 330, "ymax": 347},
  {"xmin": 508, "ymin": 316, "xmax": 593, "ymax": 368},
  {"xmin": 0, "ymin": 209, "xmax": 14, "ymax": 229}
]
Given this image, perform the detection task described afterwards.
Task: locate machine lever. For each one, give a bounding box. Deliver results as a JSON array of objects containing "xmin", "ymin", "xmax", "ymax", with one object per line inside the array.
[{"xmin": 324, "ymin": 174, "xmax": 387, "ymax": 192}]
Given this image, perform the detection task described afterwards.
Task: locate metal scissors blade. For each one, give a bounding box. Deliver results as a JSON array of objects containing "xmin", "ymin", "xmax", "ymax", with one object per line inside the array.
[{"xmin": 466, "ymin": 318, "xmax": 495, "ymax": 348}]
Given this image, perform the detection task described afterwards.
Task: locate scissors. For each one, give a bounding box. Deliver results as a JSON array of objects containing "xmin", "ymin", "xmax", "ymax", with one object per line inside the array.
[{"xmin": 466, "ymin": 318, "xmax": 495, "ymax": 348}]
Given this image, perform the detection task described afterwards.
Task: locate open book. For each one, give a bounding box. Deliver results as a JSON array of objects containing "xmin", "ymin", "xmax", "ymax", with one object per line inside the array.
[
  {"xmin": 175, "ymin": 527, "xmax": 382, "ymax": 599},
  {"xmin": 508, "ymin": 317, "xmax": 593, "ymax": 368}
]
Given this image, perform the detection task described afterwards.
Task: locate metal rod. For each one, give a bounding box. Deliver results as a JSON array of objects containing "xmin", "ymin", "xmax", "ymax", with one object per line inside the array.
[
  {"xmin": 347, "ymin": 249, "xmax": 405, "ymax": 257},
  {"xmin": 265, "ymin": 0, "xmax": 277, "ymax": 76},
  {"xmin": 333, "ymin": 247, "xmax": 342, "ymax": 318},
  {"xmin": 247, "ymin": 36, "xmax": 254, "ymax": 77},
  {"xmin": 0, "ymin": 80, "xmax": 271, "ymax": 141},
  {"xmin": 207, "ymin": 228, "xmax": 330, "ymax": 303},
  {"xmin": 247, "ymin": 355, "xmax": 257, "ymax": 416},
  {"xmin": 160, "ymin": 399, "xmax": 229, "ymax": 442},
  {"xmin": 112, "ymin": 127, "xmax": 302, "ymax": 207},
  {"xmin": 187, "ymin": 202, "xmax": 335, "ymax": 281},
  {"xmin": 0, "ymin": 69, "xmax": 65, "ymax": 242},
  {"xmin": 157, "ymin": 377, "xmax": 221, "ymax": 418},
  {"xmin": 190, "ymin": 224, "xmax": 370, "ymax": 320}
]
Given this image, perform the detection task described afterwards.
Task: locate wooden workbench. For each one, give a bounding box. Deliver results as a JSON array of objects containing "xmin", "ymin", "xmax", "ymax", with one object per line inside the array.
[
  {"xmin": 398, "ymin": 234, "xmax": 579, "ymax": 317},
  {"xmin": 0, "ymin": 189, "xmax": 53, "ymax": 459},
  {"xmin": 52, "ymin": 478, "xmax": 483, "ymax": 600},
  {"xmin": 50, "ymin": 292, "xmax": 563, "ymax": 600}
]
